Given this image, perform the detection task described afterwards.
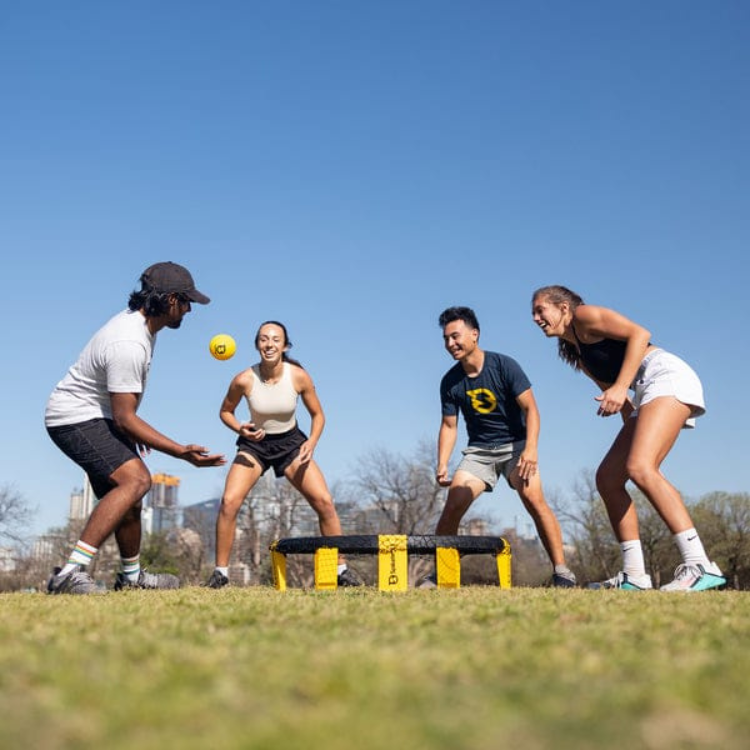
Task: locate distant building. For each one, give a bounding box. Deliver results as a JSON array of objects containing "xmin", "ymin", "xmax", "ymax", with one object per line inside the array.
[
  {"xmin": 0, "ymin": 547, "xmax": 17, "ymax": 572},
  {"xmin": 69, "ymin": 475, "xmax": 96, "ymax": 520},
  {"xmin": 145, "ymin": 473, "xmax": 181, "ymax": 534}
]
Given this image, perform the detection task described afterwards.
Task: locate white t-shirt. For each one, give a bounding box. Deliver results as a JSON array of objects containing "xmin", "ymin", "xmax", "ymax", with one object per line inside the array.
[{"xmin": 45, "ymin": 309, "xmax": 156, "ymax": 427}]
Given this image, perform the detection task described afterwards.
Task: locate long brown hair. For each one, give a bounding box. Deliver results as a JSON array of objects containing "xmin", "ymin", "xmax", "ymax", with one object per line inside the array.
[{"xmin": 532, "ymin": 285, "xmax": 585, "ymax": 370}]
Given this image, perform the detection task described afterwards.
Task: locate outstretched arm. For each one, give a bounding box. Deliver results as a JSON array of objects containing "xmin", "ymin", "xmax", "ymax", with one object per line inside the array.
[{"xmin": 111, "ymin": 392, "xmax": 225, "ymax": 467}]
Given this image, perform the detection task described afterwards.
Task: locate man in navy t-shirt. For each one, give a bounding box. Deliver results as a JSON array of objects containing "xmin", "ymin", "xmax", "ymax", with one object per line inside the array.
[{"xmin": 424, "ymin": 306, "xmax": 575, "ymax": 588}]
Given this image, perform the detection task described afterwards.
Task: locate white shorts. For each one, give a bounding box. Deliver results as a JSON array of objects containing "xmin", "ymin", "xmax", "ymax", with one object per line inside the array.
[{"xmin": 631, "ymin": 349, "xmax": 706, "ymax": 428}]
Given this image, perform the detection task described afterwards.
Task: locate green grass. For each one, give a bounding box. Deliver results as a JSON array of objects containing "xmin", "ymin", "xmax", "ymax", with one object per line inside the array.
[{"xmin": 1, "ymin": 587, "xmax": 748, "ymax": 749}]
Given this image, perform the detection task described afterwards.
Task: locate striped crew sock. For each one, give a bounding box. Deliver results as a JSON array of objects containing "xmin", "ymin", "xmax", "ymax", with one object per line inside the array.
[
  {"xmin": 59, "ymin": 540, "xmax": 98, "ymax": 577},
  {"xmin": 121, "ymin": 555, "xmax": 141, "ymax": 583}
]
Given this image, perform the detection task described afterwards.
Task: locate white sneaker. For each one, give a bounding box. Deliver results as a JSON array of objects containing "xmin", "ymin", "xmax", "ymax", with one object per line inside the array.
[
  {"xmin": 587, "ymin": 571, "xmax": 653, "ymax": 591},
  {"xmin": 660, "ymin": 562, "xmax": 726, "ymax": 592}
]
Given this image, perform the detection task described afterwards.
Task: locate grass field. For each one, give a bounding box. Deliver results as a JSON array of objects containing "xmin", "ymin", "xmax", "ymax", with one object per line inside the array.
[{"xmin": 1, "ymin": 586, "xmax": 748, "ymax": 750}]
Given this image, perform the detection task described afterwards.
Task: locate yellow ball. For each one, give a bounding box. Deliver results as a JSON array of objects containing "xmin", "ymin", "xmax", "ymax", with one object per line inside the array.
[{"xmin": 209, "ymin": 334, "xmax": 236, "ymax": 361}]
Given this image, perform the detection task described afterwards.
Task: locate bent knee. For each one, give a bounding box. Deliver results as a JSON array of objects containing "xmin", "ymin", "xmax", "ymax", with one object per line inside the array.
[
  {"xmin": 219, "ymin": 494, "xmax": 245, "ymax": 517},
  {"xmin": 595, "ymin": 463, "xmax": 626, "ymax": 495},
  {"xmin": 625, "ymin": 459, "xmax": 659, "ymax": 488},
  {"xmin": 113, "ymin": 460, "xmax": 152, "ymax": 498}
]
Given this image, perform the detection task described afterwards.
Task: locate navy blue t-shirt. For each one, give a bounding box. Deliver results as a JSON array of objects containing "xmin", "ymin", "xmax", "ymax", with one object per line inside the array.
[{"xmin": 440, "ymin": 351, "xmax": 531, "ymax": 446}]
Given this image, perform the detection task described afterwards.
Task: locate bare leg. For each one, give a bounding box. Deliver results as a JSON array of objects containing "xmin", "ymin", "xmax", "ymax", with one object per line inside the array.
[
  {"xmin": 509, "ymin": 469, "xmax": 566, "ymax": 566},
  {"xmin": 216, "ymin": 452, "xmax": 263, "ymax": 567},
  {"xmin": 596, "ymin": 418, "xmax": 641, "ymax": 542},
  {"xmin": 625, "ymin": 397, "xmax": 695, "ymax": 533},
  {"xmin": 79, "ymin": 458, "xmax": 151, "ymax": 552},
  {"xmin": 435, "ymin": 470, "xmax": 485, "ymax": 535},
  {"xmin": 285, "ymin": 458, "xmax": 342, "ymax": 536}
]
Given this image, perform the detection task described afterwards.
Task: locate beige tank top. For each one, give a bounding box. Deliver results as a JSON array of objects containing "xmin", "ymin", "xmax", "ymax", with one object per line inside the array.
[{"xmin": 244, "ymin": 362, "xmax": 299, "ymax": 434}]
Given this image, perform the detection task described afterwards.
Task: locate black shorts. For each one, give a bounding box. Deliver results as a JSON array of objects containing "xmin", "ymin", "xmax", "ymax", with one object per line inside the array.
[
  {"xmin": 46, "ymin": 418, "xmax": 140, "ymax": 500},
  {"xmin": 235, "ymin": 425, "xmax": 307, "ymax": 477}
]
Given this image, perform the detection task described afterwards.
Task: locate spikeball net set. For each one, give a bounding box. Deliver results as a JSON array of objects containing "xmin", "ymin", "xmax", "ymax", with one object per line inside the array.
[{"xmin": 269, "ymin": 534, "xmax": 511, "ymax": 592}]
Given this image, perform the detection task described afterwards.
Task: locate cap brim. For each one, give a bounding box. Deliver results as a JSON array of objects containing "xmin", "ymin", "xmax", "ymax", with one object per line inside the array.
[{"xmin": 186, "ymin": 289, "xmax": 211, "ymax": 304}]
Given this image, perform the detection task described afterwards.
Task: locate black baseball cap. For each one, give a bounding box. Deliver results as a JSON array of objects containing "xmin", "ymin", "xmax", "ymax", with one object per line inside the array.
[{"xmin": 140, "ymin": 262, "xmax": 210, "ymax": 304}]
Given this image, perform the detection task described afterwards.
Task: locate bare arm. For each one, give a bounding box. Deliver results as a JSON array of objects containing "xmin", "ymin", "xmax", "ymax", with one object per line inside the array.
[
  {"xmin": 436, "ymin": 414, "xmax": 458, "ymax": 487},
  {"xmin": 294, "ymin": 366, "xmax": 325, "ymax": 464},
  {"xmin": 573, "ymin": 305, "xmax": 651, "ymax": 416},
  {"xmin": 515, "ymin": 388, "xmax": 540, "ymax": 482},
  {"xmin": 219, "ymin": 370, "xmax": 265, "ymax": 441},
  {"xmin": 111, "ymin": 392, "xmax": 225, "ymax": 467}
]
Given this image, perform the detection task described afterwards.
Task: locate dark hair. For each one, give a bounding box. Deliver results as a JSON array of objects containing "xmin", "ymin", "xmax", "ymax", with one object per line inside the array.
[
  {"xmin": 438, "ymin": 306, "xmax": 480, "ymax": 332},
  {"xmin": 532, "ymin": 285, "xmax": 585, "ymax": 370},
  {"xmin": 255, "ymin": 320, "xmax": 303, "ymax": 368},
  {"xmin": 128, "ymin": 281, "xmax": 188, "ymax": 317}
]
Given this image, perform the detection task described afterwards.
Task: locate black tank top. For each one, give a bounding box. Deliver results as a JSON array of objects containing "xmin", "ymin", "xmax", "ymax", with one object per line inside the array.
[{"xmin": 572, "ymin": 323, "xmax": 626, "ymax": 384}]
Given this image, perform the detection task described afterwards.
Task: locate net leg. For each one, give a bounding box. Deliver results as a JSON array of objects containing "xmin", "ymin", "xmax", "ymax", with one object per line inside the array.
[
  {"xmin": 378, "ymin": 534, "xmax": 408, "ymax": 592},
  {"xmin": 436, "ymin": 547, "xmax": 460, "ymax": 589},
  {"xmin": 496, "ymin": 543, "xmax": 512, "ymax": 589},
  {"xmin": 314, "ymin": 547, "xmax": 339, "ymax": 590}
]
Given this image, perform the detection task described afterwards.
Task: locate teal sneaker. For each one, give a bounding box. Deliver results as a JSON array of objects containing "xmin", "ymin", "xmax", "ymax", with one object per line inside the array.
[
  {"xmin": 660, "ymin": 563, "xmax": 726, "ymax": 592},
  {"xmin": 588, "ymin": 571, "xmax": 653, "ymax": 590}
]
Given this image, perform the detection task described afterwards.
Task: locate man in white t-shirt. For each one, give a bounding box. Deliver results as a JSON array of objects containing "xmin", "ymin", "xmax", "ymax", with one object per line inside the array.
[{"xmin": 45, "ymin": 262, "xmax": 226, "ymax": 594}]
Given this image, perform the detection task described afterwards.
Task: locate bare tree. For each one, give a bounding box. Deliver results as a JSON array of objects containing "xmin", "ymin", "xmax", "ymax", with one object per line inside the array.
[
  {"xmin": 691, "ymin": 492, "xmax": 750, "ymax": 590},
  {"xmin": 348, "ymin": 440, "xmax": 446, "ymax": 535},
  {"xmin": 550, "ymin": 471, "xmax": 619, "ymax": 583},
  {"xmin": 0, "ymin": 484, "xmax": 35, "ymax": 545}
]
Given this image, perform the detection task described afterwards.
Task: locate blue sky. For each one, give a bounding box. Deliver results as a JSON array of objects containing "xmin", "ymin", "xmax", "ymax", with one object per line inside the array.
[{"xmin": 1, "ymin": 2, "xmax": 748, "ymax": 539}]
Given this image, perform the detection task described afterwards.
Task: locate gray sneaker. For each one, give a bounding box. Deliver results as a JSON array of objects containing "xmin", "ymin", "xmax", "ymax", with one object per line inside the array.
[
  {"xmin": 47, "ymin": 566, "xmax": 97, "ymax": 595},
  {"xmin": 416, "ymin": 572, "xmax": 438, "ymax": 589},
  {"xmin": 205, "ymin": 569, "xmax": 229, "ymax": 589},
  {"xmin": 552, "ymin": 570, "xmax": 577, "ymax": 588},
  {"xmin": 114, "ymin": 569, "xmax": 181, "ymax": 590},
  {"xmin": 337, "ymin": 567, "xmax": 364, "ymax": 587}
]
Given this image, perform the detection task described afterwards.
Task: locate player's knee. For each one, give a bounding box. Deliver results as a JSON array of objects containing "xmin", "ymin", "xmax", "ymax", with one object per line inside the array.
[
  {"xmin": 114, "ymin": 462, "xmax": 152, "ymax": 500},
  {"xmin": 595, "ymin": 463, "xmax": 625, "ymax": 496},
  {"xmin": 624, "ymin": 458, "xmax": 658, "ymax": 489},
  {"xmin": 219, "ymin": 493, "xmax": 244, "ymax": 518}
]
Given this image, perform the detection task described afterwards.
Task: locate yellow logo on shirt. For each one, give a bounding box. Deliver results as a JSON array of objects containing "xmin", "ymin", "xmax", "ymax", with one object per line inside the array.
[{"xmin": 466, "ymin": 388, "xmax": 497, "ymax": 414}]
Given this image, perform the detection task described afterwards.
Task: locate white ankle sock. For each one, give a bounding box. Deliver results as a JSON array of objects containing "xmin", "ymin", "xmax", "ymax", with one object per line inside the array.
[{"xmin": 620, "ymin": 540, "xmax": 646, "ymax": 577}]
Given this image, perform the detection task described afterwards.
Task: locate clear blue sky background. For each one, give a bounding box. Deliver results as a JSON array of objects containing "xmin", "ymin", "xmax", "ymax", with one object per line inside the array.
[{"xmin": 2, "ymin": 2, "xmax": 748, "ymax": 539}]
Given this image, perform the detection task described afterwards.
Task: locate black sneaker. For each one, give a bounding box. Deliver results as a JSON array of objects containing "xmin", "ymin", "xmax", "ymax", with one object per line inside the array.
[
  {"xmin": 416, "ymin": 572, "xmax": 438, "ymax": 589},
  {"xmin": 552, "ymin": 570, "xmax": 577, "ymax": 588},
  {"xmin": 47, "ymin": 565, "xmax": 97, "ymax": 595},
  {"xmin": 205, "ymin": 569, "xmax": 229, "ymax": 589},
  {"xmin": 114, "ymin": 569, "xmax": 181, "ymax": 590},
  {"xmin": 337, "ymin": 568, "xmax": 363, "ymax": 587}
]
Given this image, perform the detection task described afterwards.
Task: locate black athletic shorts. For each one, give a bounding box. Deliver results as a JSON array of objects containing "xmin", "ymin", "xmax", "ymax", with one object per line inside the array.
[
  {"xmin": 235, "ymin": 425, "xmax": 307, "ymax": 477},
  {"xmin": 46, "ymin": 418, "xmax": 140, "ymax": 499}
]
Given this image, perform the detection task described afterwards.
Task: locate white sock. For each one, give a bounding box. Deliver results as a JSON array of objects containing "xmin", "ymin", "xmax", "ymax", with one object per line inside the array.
[
  {"xmin": 337, "ymin": 564, "xmax": 347, "ymax": 575},
  {"xmin": 215, "ymin": 566, "xmax": 229, "ymax": 577},
  {"xmin": 674, "ymin": 528, "xmax": 710, "ymax": 567},
  {"xmin": 620, "ymin": 540, "xmax": 646, "ymax": 578}
]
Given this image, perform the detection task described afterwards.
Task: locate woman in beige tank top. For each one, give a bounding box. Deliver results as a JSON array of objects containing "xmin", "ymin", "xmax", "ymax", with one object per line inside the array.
[{"xmin": 206, "ymin": 321, "xmax": 361, "ymax": 588}]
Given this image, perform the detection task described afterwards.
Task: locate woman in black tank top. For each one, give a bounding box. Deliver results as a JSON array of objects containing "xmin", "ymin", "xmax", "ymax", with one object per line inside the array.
[{"xmin": 529, "ymin": 285, "xmax": 724, "ymax": 592}]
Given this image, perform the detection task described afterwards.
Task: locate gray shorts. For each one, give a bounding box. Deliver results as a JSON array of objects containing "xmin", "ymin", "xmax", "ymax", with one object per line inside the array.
[{"xmin": 456, "ymin": 441, "xmax": 526, "ymax": 492}]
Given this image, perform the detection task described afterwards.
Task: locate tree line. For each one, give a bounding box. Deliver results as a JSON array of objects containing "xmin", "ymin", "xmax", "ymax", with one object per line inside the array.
[{"xmin": 1, "ymin": 447, "xmax": 748, "ymax": 591}]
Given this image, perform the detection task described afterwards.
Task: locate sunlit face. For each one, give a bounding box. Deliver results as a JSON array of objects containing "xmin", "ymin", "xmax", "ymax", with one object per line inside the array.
[
  {"xmin": 255, "ymin": 324, "xmax": 287, "ymax": 362},
  {"xmin": 164, "ymin": 294, "xmax": 191, "ymax": 329},
  {"xmin": 442, "ymin": 319, "xmax": 479, "ymax": 361},
  {"xmin": 531, "ymin": 295, "xmax": 567, "ymax": 337}
]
